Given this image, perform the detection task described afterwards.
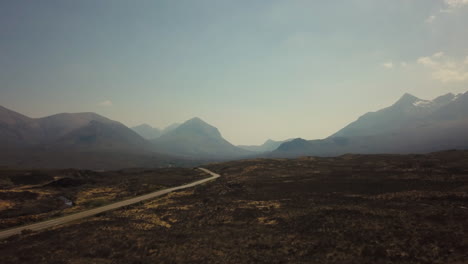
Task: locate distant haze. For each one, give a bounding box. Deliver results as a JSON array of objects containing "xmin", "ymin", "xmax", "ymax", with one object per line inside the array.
[{"xmin": 1, "ymin": 1, "xmax": 467, "ymax": 145}]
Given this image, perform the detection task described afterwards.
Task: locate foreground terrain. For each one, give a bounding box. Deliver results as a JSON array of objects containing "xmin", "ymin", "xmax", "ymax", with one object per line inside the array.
[
  {"xmin": 1, "ymin": 151, "xmax": 468, "ymax": 263},
  {"xmin": 0, "ymin": 168, "xmax": 207, "ymax": 229}
]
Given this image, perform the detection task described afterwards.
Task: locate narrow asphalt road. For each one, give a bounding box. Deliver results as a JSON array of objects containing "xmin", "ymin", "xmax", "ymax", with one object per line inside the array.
[{"xmin": 0, "ymin": 168, "xmax": 220, "ymax": 240}]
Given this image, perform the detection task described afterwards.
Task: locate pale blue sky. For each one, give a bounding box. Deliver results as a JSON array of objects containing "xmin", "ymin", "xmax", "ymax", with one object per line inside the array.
[{"xmin": 1, "ymin": 0, "xmax": 468, "ymax": 144}]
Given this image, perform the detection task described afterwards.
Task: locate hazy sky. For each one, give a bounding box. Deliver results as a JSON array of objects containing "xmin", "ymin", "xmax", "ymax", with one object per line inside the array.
[{"xmin": 1, "ymin": 0, "xmax": 468, "ymax": 145}]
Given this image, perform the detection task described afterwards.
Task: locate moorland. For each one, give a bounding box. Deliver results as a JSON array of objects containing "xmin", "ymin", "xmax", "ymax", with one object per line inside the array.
[{"xmin": 1, "ymin": 151, "xmax": 467, "ymax": 263}]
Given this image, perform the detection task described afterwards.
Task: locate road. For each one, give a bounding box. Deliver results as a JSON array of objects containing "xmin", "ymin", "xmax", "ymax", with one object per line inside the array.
[{"xmin": 0, "ymin": 168, "xmax": 220, "ymax": 240}]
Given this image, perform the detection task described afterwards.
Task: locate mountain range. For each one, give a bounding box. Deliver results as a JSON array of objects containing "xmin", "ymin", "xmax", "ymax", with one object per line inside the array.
[
  {"xmin": 1, "ymin": 90, "xmax": 467, "ymax": 168},
  {"xmin": 238, "ymin": 139, "xmax": 293, "ymax": 153},
  {"xmin": 0, "ymin": 107, "xmax": 253, "ymax": 168},
  {"xmin": 0, "ymin": 106, "xmax": 148, "ymax": 152},
  {"xmin": 272, "ymin": 91, "xmax": 468, "ymax": 157},
  {"xmin": 0, "ymin": 106, "xmax": 189, "ymax": 169}
]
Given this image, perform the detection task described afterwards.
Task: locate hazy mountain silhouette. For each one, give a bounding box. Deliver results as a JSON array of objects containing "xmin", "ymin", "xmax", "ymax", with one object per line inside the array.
[
  {"xmin": 272, "ymin": 91, "xmax": 468, "ymax": 157},
  {"xmin": 50, "ymin": 120, "xmax": 150, "ymax": 152},
  {"xmin": 131, "ymin": 124, "xmax": 162, "ymax": 140},
  {"xmin": 131, "ymin": 123, "xmax": 182, "ymax": 140},
  {"xmin": 0, "ymin": 106, "xmax": 199, "ymax": 169},
  {"xmin": 0, "ymin": 105, "xmax": 42, "ymax": 147},
  {"xmin": 3, "ymin": 90, "xmax": 467, "ymax": 167},
  {"xmin": 0, "ymin": 107, "xmax": 148, "ymax": 152},
  {"xmin": 151, "ymin": 117, "xmax": 252, "ymax": 159},
  {"xmin": 161, "ymin": 123, "xmax": 180, "ymax": 135},
  {"xmin": 331, "ymin": 92, "xmax": 460, "ymax": 138},
  {"xmin": 238, "ymin": 139, "xmax": 293, "ymax": 152}
]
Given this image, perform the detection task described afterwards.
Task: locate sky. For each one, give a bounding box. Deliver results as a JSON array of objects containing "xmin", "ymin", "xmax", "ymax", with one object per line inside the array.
[{"xmin": 1, "ymin": 0, "xmax": 468, "ymax": 145}]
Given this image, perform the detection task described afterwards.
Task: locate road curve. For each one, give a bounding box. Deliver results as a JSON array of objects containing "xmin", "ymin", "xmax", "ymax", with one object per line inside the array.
[{"xmin": 0, "ymin": 168, "xmax": 220, "ymax": 240}]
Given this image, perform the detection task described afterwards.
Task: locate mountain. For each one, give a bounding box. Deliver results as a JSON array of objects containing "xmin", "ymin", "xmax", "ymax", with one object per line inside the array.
[
  {"xmin": 272, "ymin": 91, "xmax": 468, "ymax": 157},
  {"xmin": 0, "ymin": 107, "xmax": 149, "ymax": 152},
  {"xmin": 0, "ymin": 105, "xmax": 41, "ymax": 147},
  {"xmin": 331, "ymin": 93, "xmax": 458, "ymax": 138},
  {"xmin": 161, "ymin": 123, "xmax": 180, "ymax": 135},
  {"xmin": 238, "ymin": 139, "xmax": 293, "ymax": 152},
  {"xmin": 0, "ymin": 106, "xmax": 199, "ymax": 169},
  {"xmin": 49, "ymin": 119, "xmax": 150, "ymax": 152},
  {"xmin": 151, "ymin": 117, "xmax": 252, "ymax": 159},
  {"xmin": 131, "ymin": 124, "xmax": 162, "ymax": 140}
]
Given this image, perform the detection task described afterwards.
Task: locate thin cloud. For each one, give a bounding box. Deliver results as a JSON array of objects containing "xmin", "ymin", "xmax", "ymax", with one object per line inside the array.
[
  {"xmin": 444, "ymin": 0, "xmax": 468, "ymax": 8},
  {"xmin": 433, "ymin": 52, "xmax": 445, "ymax": 58},
  {"xmin": 417, "ymin": 52, "xmax": 468, "ymax": 83},
  {"xmin": 440, "ymin": 0, "xmax": 468, "ymax": 13},
  {"xmin": 98, "ymin": 100, "xmax": 113, "ymax": 107},
  {"xmin": 382, "ymin": 62, "xmax": 394, "ymax": 69},
  {"xmin": 427, "ymin": 0, "xmax": 468, "ymax": 23},
  {"xmin": 425, "ymin": 15, "xmax": 436, "ymax": 23}
]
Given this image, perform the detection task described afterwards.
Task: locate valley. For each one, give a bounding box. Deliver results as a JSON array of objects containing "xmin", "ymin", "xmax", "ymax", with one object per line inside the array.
[{"xmin": 2, "ymin": 2, "xmax": 468, "ymax": 263}]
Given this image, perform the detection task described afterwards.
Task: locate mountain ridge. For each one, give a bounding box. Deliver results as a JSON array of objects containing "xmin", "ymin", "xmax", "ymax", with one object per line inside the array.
[
  {"xmin": 131, "ymin": 124, "xmax": 162, "ymax": 140},
  {"xmin": 238, "ymin": 138, "xmax": 294, "ymax": 152},
  {"xmin": 0, "ymin": 106, "xmax": 199, "ymax": 169},
  {"xmin": 272, "ymin": 91, "xmax": 468, "ymax": 157}
]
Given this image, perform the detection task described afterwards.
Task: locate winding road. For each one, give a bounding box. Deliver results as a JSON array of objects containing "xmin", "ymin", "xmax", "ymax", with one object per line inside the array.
[{"xmin": 0, "ymin": 168, "xmax": 220, "ymax": 240}]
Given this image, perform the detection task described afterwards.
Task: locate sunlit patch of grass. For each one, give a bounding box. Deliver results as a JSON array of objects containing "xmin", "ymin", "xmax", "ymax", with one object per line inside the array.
[
  {"xmin": 372, "ymin": 190, "xmax": 468, "ymax": 200},
  {"xmin": 111, "ymin": 191, "xmax": 198, "ymax": 230},
  {"xmin": 257, "ymin": 217, "xmax": 278, "ymax": 225},
  {"xmin": 99, "ymin": 225, "xmax": 125, "ymax": 232},
  {"xmin": 0, "ymin": 200, "xmax": 15, "ymax": 211},
  {"xmin": 119, "ymin": 209, "xmax": 172, "ymax": 230},
  {"xmin": 236, "ymin": 200, "xmax": 281, "ymax": 210},
  {"xmin": 0, "ymin": 189, "xmax": 51, "ymax": 196},
  {"xmin": 75, "ymin": 187, "xmax": 120, "ymax": 206},
  {"xmin": 144, "ymin": 190, "xmax": 194, "ymax": 209},
  {"xmin": 241, "ymin": 165, "xmax": 264, "ymax": 175},
  {"xmin": 167, "ymin": 205, "xmax": 193, "ymax": 210}
]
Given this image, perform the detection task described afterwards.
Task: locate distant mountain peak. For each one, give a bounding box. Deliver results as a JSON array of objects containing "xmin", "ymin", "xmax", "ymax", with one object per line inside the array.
[
  {"xmin": 175, "ymin": 117, "xmax": 221, "ymax": 138},
  {"xmin": 0, "ymin": 105, "xmax": 33, "ymax": 125},
  {"xmin": 394, "ymin": 93, "xmax": 420, "ymax": 105},
  {"xmin": 180, "ymin": 117, "xmax": 216, "ymax": 129},
  {"xmin": 185, "ymin": 117, "xmax": 207, "ymax": 124},
  {"xmin": 152, "ymin": 117, "xmax": 251, "ymax": 159}
]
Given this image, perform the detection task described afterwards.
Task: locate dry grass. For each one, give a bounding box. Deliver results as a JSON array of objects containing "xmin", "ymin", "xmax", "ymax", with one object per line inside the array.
[
  {"xmin": 0, "ymin": 168, "xmax": 207, "ymax": 229},
  {"xmin": 0, "ymin": 201, "xmax": 15, "ymax": 211},
  {"xmin": 0, "ymin": 151, "xmax": 467, "ymax": 264}
]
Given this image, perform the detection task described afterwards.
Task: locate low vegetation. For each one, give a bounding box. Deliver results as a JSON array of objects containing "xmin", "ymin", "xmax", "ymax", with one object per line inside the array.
[
  {"xmin": 1, "ymin": 150, "xmax": 467, "ymax": 263},
  {"xmin": 0, "ymin": 168, "xmax": 207, "ymax": 229}
]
